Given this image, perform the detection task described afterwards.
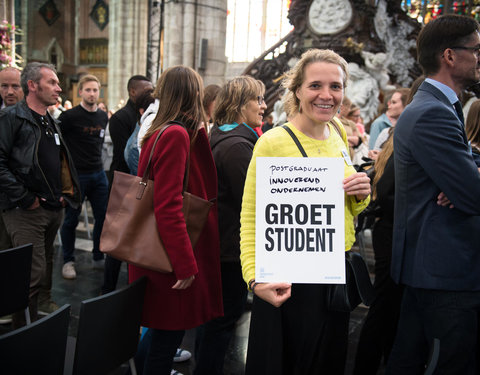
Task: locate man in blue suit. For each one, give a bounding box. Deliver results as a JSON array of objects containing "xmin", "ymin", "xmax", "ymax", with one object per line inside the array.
[{"xmin": 387, "ymin": 15, "xmax": 480, "ymax": 374}]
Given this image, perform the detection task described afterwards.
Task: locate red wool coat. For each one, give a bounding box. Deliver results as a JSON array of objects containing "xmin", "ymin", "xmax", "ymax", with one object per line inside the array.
[{"xmin": 129, "ymin": 125, "xmax": 223, "ymax": 330}]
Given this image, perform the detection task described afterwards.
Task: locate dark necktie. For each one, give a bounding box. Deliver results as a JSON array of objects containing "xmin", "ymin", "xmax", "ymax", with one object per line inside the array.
[{"xmin": 454, "ymin": 101, "xmax": 465, "ymax": 125}]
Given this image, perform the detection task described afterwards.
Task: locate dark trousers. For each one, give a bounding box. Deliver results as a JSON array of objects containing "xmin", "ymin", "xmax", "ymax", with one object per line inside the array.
[
  {"xmin": 386, "ymin": 286, "xmax": 480, "ymax": 375},
  {"xmin": 0, "ymin": 213, "xmax": 12, "ymax": 250},
  {"xmin": 60, "ymin": 170, "xmax": 108, "ymax": 263},
  {"xmin": 102, "ymin": 255, "xmax": 123, "ymax": 294},
  {"xmin": 142, "ymin": 328, "xmax": 185, "ymax": 375},
  {"xmin": 353, "ymin": 220, "xmax": 403, "ymax": 374},
  {"xmin": 246, "ymin": 284, "xmax": 349, "ymax": 375},
  {"xmin": 194, "ymin": 261, "xmax": 248, "ymax": 375},
  {"xmin": 2, "ymin": 206, "xmax": 63, "ymax": 326}
]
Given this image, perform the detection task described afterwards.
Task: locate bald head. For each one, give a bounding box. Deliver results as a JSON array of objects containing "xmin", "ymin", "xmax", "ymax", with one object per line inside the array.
[{"xmin": 0, "ymin": 67, "xmax": 23, "ymax": 106}]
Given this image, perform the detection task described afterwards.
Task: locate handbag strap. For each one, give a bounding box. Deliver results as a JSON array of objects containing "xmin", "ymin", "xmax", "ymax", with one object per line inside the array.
[
  {"xmin": 282, "ymin": 125, "xmax": 308, "ymax": 157},
  {"xmin": 143, "ymin": 124, "xmax": 172, "ymax": 185},
  {"xmin": 282, "ymin": 121, "xmax": 343, "ymax": 158},
  {"xmin": 283, "ymin": 123, "xmax": 373, "ymax": 301},
  {"xmin": 346, "ymin": 251, "xmax": 375, "ymax": 306},
  {"xmin": 143, "ymin": 121, "xmax": 191, "ymax": 194}
]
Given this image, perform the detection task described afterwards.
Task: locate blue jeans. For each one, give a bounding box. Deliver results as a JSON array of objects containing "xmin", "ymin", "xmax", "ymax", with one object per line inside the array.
[{"xmin": 60, "ymin": 170, "xmax": 109, "ymax": 263}]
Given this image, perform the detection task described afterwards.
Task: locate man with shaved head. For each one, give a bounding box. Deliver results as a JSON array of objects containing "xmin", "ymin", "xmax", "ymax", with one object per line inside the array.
[
  {"xmin": 0, "ymin": 66, "xmax": 24, "ymax": 252},
  {"xmin": 0, "ymin": 66, "xmax": 23, "ymax": 109}
]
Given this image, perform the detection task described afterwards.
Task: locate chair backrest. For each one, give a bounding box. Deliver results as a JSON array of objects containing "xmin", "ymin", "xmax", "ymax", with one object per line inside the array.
[
  {"xmin": 0, "ymin": 243, "xmax": 33, "ymax": 317},
  {"xmin": 0, "ymin": 304, "xmax": 70, "ymax": 374},
  {"xmin": 71, "ymin": 276, "xmax": 147, "ymax": 375}
]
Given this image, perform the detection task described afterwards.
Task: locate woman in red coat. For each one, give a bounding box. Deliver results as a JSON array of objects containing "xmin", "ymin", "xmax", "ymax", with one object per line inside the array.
[{"xmin": 129, "ymin": 65, "xmax": 223, "ymax": 375}]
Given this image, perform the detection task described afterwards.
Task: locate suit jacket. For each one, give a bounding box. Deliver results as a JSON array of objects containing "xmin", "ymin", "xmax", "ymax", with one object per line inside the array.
[{"xmin": 392, "ymin": 81, "xmax": 480, "ymax": 291}]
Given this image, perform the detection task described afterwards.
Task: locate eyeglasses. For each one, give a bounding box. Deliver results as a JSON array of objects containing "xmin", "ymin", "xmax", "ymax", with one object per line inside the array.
[
  {"xmin": 450, "ymin": 46, "xmax": 480, "ymax": 58},
  {"xmin": 257, "ymin": 96, "xmax": 265, "ymax": 106}
]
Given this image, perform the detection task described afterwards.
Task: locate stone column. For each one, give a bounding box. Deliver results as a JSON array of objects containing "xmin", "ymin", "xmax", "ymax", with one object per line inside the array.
[
  {"xmin": 182, "ymin": 1, "xmax": 196, "ymax": 68},
  {"xmin": 163, "ymin": 0, "xmax": 227, "ymax": 86},
  {"xmin": 108, "ymin": 0, "xmax": 149, "ymax": 109},
  {"xmin": 163, "ymin": 1, "xmax": 184, "ymax": 68}
]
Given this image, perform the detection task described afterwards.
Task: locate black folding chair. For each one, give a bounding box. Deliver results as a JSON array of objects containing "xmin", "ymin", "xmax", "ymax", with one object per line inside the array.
[
  {"xmin": 0, "ymin": 243, "xmax": 33, "ymax": 325},
  {"xmin": 64, "ymin": 276, "xmax": 147, "ymax": 375},
  {"xmin": 0, "ymin": 304, "xmax": 71, "ymax": 374}
]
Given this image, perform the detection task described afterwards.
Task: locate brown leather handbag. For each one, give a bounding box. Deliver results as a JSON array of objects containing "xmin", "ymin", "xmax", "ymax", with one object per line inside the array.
[{"xmin": 100, "ymin": 124, "xmax": 214, "ymax": 273}]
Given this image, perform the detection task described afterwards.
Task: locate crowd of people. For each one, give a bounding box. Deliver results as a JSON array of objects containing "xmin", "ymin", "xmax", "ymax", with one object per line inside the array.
[{"xmin": 1, "ymin": 13, "xmax": 480, "ymax": 375}]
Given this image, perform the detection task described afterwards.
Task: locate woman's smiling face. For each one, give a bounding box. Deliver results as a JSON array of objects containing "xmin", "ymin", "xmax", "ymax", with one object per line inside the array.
[{"xmin": 295, "ymin": 61, "xmax": 344, "ymax": 125}]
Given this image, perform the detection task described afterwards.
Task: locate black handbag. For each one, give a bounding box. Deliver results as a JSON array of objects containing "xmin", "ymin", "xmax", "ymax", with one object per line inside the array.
[
  {"xmin": 326, "ymin": 251, "xmax": 375, "ymax": 312},
  {"xmin": 281, "ymin": 124, "xmax": 375, "ymax": 312}
]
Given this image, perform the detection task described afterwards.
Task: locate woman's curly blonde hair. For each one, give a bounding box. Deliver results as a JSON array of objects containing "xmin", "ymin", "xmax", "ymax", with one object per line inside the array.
[{"xmin": 282, "ymin": 49, "xmax": 349, "ymax": 117}]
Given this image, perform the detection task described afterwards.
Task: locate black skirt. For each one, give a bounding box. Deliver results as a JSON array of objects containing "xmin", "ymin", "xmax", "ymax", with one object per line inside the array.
[{"xmin": 245, "ymin": 283, "xmax": 350, "ymax": 375}]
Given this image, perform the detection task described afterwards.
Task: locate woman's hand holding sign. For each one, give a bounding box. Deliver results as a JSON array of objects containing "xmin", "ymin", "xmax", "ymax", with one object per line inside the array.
[
  {"xmin": 254, "ymin": 282, "xmax": 292, "ymax": 307},
  {"xmin": 343, "ymin": 172, "xmax": 370, "ymax": 201}
]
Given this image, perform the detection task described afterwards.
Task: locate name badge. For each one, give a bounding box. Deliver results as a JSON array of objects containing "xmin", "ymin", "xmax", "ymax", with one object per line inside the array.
[
  {"xmin": 54, "ymin": 133, "xmax": 60, "ymax": 146},
  {"xmin": 341, "ymin": 150, "xmax": 353, "ymax": 166},
  {"xmin": 100, "ymin": 129, "xmax": 105, "ymax": 138}
]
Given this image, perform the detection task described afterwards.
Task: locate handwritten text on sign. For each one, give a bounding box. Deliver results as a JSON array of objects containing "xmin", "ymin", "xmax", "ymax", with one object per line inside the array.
[{"xmin": 255, "ymin": 157, "xmax": 345, "ymax": 284}]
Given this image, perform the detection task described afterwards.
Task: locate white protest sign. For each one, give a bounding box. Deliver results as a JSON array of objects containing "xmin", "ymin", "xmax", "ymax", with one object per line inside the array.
[{"xmin": 255, "ymin": 157, "xmax": 345, "ymax": 284}]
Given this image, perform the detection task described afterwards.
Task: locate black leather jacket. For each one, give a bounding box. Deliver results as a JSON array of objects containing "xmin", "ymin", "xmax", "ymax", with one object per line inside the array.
[{"xmin": 0, "ymin": 100, "xmax": 81, "ymax": 210}]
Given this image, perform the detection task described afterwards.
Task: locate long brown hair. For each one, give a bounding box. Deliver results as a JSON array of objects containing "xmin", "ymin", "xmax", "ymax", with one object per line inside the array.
[
  {"xmin": 406, "ymin": 75, "xmax": 425, "ymax": 104},
  {"xmin": 466, "ymin": 99, "xmax": 480, "ymax": 152},
  {"xmin": 393, "ymin": 88, "xmax": 411, "ymax": 108},
  {"xmin": 372, "ymin": 133, "xmax": 394, "ymax": 200},
  {"xmin": 142, "ymin": 66, "xmax": 206, "ymax": 147}
]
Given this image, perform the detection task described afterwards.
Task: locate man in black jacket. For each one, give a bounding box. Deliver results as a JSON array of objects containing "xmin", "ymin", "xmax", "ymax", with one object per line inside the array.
[{"xmin": 0, "ymin": 62, "xmax": 81, "ymax": 327}]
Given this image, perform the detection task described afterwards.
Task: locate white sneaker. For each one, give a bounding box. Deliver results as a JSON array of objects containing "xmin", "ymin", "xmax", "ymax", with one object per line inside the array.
[
  {"xmin": 0, "ymin": 315, "xmax": 12, "ymax": 324},
  {"xmin": 173, "ymin": 348, "xmax": 191, "ymax": 363},
  {"xmin": 62, "ymin": 261, "xmax": 76, "ymax": 279}
]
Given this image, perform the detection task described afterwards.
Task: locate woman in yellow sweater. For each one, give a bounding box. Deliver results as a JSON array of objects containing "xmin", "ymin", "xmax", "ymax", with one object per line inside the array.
[{"xmin": 240, "ymin": 49, "xmax": 371, "ymax": 374}]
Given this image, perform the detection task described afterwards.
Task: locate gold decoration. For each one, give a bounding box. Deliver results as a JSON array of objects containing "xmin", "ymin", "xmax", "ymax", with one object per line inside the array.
[{"xmin": 343, "ymin": 37, "xmax": 364, "ymax": 54}]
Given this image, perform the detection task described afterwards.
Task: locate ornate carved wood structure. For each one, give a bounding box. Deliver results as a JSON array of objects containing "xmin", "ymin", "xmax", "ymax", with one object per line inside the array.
[{"xmin": 243, "ymin": 0, "xmax": 423, "ymax": 116}]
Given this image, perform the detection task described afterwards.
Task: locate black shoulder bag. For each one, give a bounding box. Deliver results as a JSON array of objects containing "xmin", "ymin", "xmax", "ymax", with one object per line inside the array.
[{"xmin": 281, "ymin": 124, "xmax": 375, "ymax": 312}]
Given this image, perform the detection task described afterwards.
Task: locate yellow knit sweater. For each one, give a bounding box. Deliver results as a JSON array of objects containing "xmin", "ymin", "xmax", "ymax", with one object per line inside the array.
[{"xmin": 240, "ymin": 120, "xmax": 370, "ymax": 285}]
